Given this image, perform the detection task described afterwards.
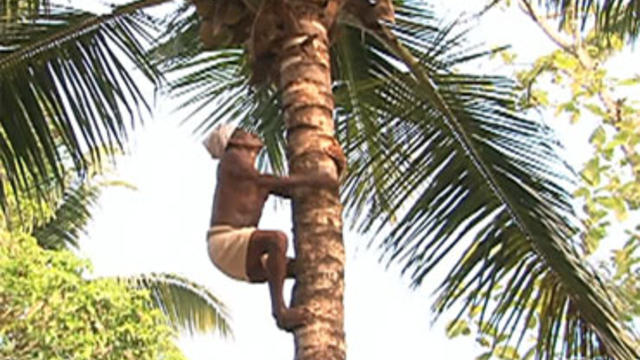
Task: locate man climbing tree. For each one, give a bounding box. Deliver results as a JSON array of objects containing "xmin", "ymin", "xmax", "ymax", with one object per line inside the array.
[
  {"xmin": 203, "ymin": 124, "xmax": 344, "ymax": 331},
  {"xmin": 3, "ymin": 0, "xmax": 640, "ymax": 359}
]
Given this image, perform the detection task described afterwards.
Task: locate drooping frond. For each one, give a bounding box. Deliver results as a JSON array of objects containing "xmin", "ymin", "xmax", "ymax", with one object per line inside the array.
[
  {"xmin": 31, "ymin": 181, "xmax": 100, "ymax": 250},
  {"xmin": 166, "ymin": 49, "xmax": 287, "ymax": 172},
  {"xmin": 0, "ymin": 1, "xmax": 166, "ymax": 204},
  {"xmin": 540, "ymin": 0, "xmax": 640, "ymax": 42},
  {"xmin": 123, "ymin": 272, "xmax": 233, "ymax": 337},
  {"xmin": 480, "ymin": 0, "xmax": 640, "ymax": 42},
  {"xmin": 151, "ymin": 4, "xmax": 288, "ymax": 172},
  {"xmin": 148, "ymin": 2, "xmax": 203, "ymax": 68},
  {"xmin": 332, "ymin": 2, "xmax": 639, "ymax": 359}
]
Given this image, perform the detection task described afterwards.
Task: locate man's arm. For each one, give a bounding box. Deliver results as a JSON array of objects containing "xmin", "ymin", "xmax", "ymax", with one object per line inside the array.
[
  {"xmin": 257, "ymin": 174, "xmax": 337, "ymax": 198},
  {"xmin": 221, "ymin": 150, "xmax": 338, "ymax": 197}
]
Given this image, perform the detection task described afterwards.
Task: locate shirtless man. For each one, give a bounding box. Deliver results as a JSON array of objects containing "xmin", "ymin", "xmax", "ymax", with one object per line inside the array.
[{"xmin": 203, "ymin": 124, "xmax": 339, "ymax": 331}]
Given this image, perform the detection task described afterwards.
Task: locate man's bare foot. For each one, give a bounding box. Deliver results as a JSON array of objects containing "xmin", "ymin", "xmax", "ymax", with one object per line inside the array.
[{"xmin": 274, "ymin": 307, "xmax": 312, "ymax": 331}]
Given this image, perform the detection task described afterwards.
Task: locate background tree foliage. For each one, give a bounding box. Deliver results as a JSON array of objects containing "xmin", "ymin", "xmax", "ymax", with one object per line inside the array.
[
  {"xmin": 0, "ymin": 211, "xmax": 186, "ymax": 359},
  {"xmin": 446, "ymin": 1, "xmax": 640, "ymax": 359},
  {"xmin": 0, "ymin": 162, "xmax": 231, "ymax": 357}
]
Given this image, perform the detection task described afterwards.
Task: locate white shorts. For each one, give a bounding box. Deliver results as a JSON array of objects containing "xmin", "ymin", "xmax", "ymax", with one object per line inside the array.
[{"xmin": 207, "ymin": 225, "xmax": 256, "ymax": 281}]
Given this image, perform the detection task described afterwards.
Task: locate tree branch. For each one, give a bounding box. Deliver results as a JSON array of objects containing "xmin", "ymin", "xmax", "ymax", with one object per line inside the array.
[
  {"xmin": 518, "ymin": 0, "xmax": 576, "ymax": 55},
  {"xmin": 519, "ymin": 0, "xmax": 640, "ymax": 181}
]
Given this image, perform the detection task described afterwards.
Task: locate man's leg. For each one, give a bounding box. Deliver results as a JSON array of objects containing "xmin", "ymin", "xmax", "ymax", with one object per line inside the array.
[{"xmin": 246, "ymin": 230, "xmax": 310, "ymax": 331}]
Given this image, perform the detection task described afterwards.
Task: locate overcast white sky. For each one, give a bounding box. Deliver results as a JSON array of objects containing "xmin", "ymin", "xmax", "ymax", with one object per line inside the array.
[{"xmin": 74, "ymin": 1, "xmax": 614, "ymax": 359}]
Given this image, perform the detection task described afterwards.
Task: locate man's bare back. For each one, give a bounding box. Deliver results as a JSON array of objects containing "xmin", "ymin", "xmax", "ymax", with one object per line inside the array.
[
  {"xmin": 210, "ymin": 146, "xmax": 268, "ymax": 227},
  {"xmin": 205, "ymin": 127, "xmax": 343, "ymax": 331}
]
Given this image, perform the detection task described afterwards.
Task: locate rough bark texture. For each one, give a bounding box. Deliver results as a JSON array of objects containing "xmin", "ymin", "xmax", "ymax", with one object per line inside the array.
[{"xmin": 279, "ymin": 8, "xmax": 346, "ymax": 360}]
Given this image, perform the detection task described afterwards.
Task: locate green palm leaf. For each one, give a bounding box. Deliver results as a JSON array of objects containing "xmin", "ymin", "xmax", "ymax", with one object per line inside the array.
[
  {"xmin": 153, "ymin": 7, "xmax": 288, "ymax": 173},
  {"xmin": 482, "ymin": 0, "xmax": 640, "ymax": 42},
  {"xmin": 31, "ymin": 181, "xmax": 100, "ymax": 250},
  {"xmin": 148, "ymin": 2, "xmax": 203, "ymax": 68},
  {"xmin": 543, "ymin": 0, "xmax": 640, "ymax": 41},
  {"xmin": 335, "ymin": 2, "xmax": 638, "ymax": 359},
  {"xmin": 0, "ymin": 0, "xmax": 165, "ymax": 203},
  {"xmin": 123, "ymin": 272, "xmax": 233, "ymax": 337}
]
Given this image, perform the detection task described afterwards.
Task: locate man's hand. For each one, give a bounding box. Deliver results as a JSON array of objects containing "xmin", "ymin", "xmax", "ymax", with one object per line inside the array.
[
  {"xmin": 307, "ymin": 173, "xmax": 340, "ymax": 190},
  {"xmin": 325, "ymin": 142, "xmax": 347, "ymax": 179},
  {"xmin": 261, "ymin": 173, "xmax": 337, "ymax": 198}
]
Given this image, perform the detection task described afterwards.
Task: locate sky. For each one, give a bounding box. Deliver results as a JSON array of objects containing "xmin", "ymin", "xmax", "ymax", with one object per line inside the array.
[{"xmin": 73, "ymin": 1, "xmax": 610, "ymax": 359}]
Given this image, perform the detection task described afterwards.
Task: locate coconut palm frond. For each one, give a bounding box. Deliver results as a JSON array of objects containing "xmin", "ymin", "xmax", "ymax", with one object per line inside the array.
[
  {"xmin": 0, "ymin": 1, "xmax": 165, "ymax": 203},
  {"xmin": 31, "ymin": 182, "xmax": 100, "ymax": 250},
  {"xmin": 165, "ymin": 49, "xmax": 248, "ymax": 132},
  {"xmin": 161, "ymin": 43, "xmax": 288, "ymax": 173},
  {"xmin": 148, "ymin": 2, "xmax": 203, "ymax": 68},
  {"xmin": 123, "ymin": 272, "xmax": 233, "ymax": 337},
  {"xmin": 481, "ymin": 1, "xmax": 640, "ymax": 42},
  {"xmin": 333, "ymin": 2, "xmax": 638, "ymax": 359},
  {"xmin": 541, "ymin": 0, "xmax": 640, "ymax": 42}
]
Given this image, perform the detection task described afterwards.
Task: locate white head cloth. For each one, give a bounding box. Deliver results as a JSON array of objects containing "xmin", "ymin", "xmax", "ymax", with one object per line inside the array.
[{"xmin": 203, "ymin": 124, "xmax": 237, "ymax": 159}]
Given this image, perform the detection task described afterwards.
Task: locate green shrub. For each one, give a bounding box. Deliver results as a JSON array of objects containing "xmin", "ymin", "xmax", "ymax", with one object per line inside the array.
[{"xmin": 0, "ymin": 232, "xmax": 185, "ymax": 360}]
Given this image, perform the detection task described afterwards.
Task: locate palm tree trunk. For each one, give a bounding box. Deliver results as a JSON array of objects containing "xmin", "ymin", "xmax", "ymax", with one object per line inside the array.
[{"xmin": 278, "ymin": 11, "xmax": 346, "ymax": 360}]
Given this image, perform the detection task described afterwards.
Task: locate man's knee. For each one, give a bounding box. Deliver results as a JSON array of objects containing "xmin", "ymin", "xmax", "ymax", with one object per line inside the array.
[{"xmin": 269, "ymin": 232, "xmax": 288, "ymax": 254}]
